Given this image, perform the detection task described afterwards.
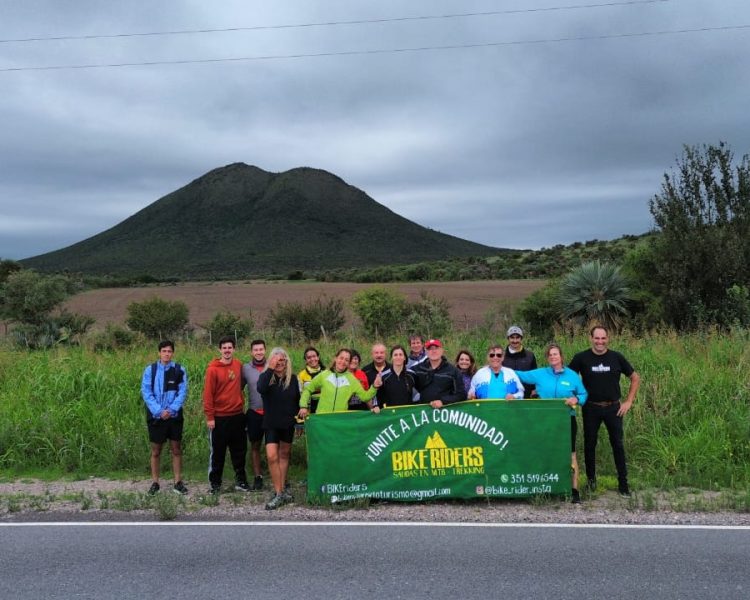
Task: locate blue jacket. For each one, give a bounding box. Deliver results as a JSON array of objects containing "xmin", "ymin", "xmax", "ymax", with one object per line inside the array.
[
  {"xmin": 515, "ymin": 366, "xmax": 587, "ymax": 414},
  {"xmin": 141, "ymin": 361, "xmax": 188, "ymax": 419}
]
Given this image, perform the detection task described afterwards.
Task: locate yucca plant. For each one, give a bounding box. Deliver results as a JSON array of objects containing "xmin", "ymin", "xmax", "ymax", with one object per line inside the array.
[{"xmin": 558, "ymin": 260, "xmax": 631, "ymax": 331}]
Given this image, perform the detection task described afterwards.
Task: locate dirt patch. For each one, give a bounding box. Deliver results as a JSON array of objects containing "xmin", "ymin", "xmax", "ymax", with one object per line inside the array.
[
  {"xmin": 64, "ymin": 280, "xmax": 545, "ymax": 331},
  {"xmin": 1, "ymin": 479, "xmax": 747, "ymax": 525}
]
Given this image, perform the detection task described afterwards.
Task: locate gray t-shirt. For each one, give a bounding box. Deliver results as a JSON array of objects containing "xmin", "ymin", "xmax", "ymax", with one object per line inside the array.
[{"xmin": 242, "ymin": 361, "xmax": 266, "ymax": 412}]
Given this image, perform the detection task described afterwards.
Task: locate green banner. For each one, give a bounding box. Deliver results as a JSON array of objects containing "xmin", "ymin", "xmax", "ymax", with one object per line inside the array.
[{"xmin": 306, "ymin": 400, "xmax": 572, "ymax": 503}]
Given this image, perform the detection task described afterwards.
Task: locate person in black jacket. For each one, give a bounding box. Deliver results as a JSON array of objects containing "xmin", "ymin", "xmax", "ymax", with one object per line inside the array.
[
  {"xmin": 257, "ymin": 347, "xmax": 300, "ymax": 510},
  {"xmin": 503, "ymin": 325, "xmax": 537, "ymax": 398},
  {"xmin": 413, "ymin": 339, "xmax": 467, "ymax": 408},
  {"xmin": 378, "ymin": 345, "xmax": 417, "ymax": 407}
]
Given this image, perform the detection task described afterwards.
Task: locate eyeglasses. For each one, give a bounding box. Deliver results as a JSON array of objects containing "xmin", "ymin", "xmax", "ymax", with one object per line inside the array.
[{"xmin": 488, "ymin": 352, "xmax": 503, "ymax": 358}]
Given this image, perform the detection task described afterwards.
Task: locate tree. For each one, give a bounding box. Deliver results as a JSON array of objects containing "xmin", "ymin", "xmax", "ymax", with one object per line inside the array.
[
  {"xmin": 558, "ymin": 261, "xmax": 631, "ymax": 331},
  {"xmin": 0, "ymin": 270, "xmax": 72, "ymax": 325},
  {"xmin": 125, "ymin": 296, "xmax": 189, "ymax": 339},
  {"xmin": 646, "ymin": 142, "xmax": 750, "ymax": 328}
]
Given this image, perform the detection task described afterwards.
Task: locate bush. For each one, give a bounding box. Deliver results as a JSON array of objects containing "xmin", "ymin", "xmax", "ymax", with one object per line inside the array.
[
  {"xmin": 125, "ymin": 296, "xmax": 189, "ymax": 339},
  {"xmin": 0, "ymin": 270, "xmax": 74, "ymax": 325},
  {"xmin": 267, "ymin": 295, "xmax": 345, "ymax": 341},
  {"xmin": 203, "ymin": 310, "xmax": 254, "ymax": 345},
  {"xmin": 402, "ymin": 292, "xmax": 452, "ymax": 338},
  {"xmin": 90, "ymin": 324, "xmax": 139, "ymax": 351},
  {"xmin": 351, "ymin": 287, "xmax": 408, "ymax": 338},
  {"xmin": 515, "ymin": 279, "xmax": 562, "ymax": 338}
]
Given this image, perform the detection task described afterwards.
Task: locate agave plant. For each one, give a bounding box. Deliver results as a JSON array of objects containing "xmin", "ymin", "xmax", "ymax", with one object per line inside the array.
[{"xmin": 558, "ymin": 260, "xmax": 631, "ymax": 330}]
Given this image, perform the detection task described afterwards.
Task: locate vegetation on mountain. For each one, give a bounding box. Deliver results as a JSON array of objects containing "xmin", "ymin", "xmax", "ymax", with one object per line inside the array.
[{"xmin": 21, "ymin": 164, "xmax": 501, "ymax": 279}]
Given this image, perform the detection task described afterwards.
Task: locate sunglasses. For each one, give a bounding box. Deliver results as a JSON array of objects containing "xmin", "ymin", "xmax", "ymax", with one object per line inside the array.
[{"xmin": 488, "ymin": 352, "xmax": 503, "ymax": 358}]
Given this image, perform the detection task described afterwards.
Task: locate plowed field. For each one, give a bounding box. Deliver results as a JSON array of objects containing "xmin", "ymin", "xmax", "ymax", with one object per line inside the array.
[{"xmin": 65, "ymin": 280, "xmax": 545, "ymax": 331}]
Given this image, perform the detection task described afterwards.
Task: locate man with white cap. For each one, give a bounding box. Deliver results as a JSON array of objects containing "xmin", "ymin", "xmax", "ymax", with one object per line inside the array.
[{"xmin": 503, "ymin": 325, "xmax": 537, "ymax": 398}]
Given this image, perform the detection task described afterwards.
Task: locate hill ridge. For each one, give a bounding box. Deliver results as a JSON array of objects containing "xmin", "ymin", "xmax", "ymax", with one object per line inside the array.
[{"xmin": 22, "ymin": 164, "xmax": 502, "ymax": 279}]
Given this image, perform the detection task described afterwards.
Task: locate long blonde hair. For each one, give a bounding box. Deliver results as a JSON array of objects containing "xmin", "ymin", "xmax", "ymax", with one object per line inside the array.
[{"xmin": 269, "ymin": 347, "xmax": 293, "ymax": 389}]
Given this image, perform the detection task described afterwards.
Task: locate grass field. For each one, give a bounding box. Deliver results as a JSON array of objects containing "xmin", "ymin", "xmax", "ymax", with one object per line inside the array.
[{"xmin": 0, "ymin": 329, "xmax": 748, "ymax": 498}]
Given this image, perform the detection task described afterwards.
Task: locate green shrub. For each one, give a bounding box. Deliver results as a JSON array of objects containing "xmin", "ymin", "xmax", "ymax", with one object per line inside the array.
[
  {"xmin": 125, "ymin": 296, "xmax": 189, "ymax": 339},
  {"xmin": 91, "ymin": 324, "xmax": 139, "ymax": 351},
  {"xmin": 203, "ymin": 310, "xmax": 254, "ymax": 345},
  {"xmin": 351, "ymin": 287, "xmax": 408, "ymax": 337},
  {"xmin": 267, "ymin": 295, "xmax": 345, "ymax": 341},
  {"xmin": 403, "ymin": 292, "xmax": 452, "ymax": 338}
]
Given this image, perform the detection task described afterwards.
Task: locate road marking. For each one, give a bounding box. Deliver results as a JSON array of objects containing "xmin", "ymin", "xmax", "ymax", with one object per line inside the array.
[{"xmin": 1, "ymin": 521, "xmax": 748, "ymax": 530}]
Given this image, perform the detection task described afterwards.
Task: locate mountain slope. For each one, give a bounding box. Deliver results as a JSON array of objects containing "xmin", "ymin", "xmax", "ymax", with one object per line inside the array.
[{"xmin": 22, "ymin": 163, "xmax": 503, "ymax": 278}]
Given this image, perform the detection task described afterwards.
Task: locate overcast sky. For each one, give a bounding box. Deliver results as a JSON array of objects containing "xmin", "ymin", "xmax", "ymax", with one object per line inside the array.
[{"xmin": 1, "ymin": 0, "xmax": 749, "ymax": 259}]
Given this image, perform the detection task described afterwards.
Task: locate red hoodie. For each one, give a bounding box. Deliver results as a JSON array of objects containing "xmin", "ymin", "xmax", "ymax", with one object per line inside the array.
[{"xmin": 203, "ymin": 358, "xmax": 244, "ymax": 420}]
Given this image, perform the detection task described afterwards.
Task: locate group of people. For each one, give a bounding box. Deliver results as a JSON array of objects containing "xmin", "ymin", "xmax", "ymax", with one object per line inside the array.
[{"xmin": 141, "ymin": 326, "xmax": 640, "ymax": 508}]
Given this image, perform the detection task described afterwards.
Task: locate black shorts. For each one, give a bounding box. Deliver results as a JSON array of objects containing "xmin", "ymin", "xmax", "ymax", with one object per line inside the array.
[
  {"xmin": 246, "ymin": 409, "xmax": 265, "ymax": 443},
  {"xmin": 265, "ymin": 427, "xmax": 295, "ymax": 445},
  {"xmin": 148, "ymin": 417, "xmax": 183, "ymax": 444},
  {"xmin": 570, "ymin": 415, "xmax": 578, "ymax": 453}
]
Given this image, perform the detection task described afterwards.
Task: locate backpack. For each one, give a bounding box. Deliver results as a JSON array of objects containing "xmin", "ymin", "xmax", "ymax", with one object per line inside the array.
[{"xmin": 145, "ymin": 362, "xmax": 184, "ymax": 422}]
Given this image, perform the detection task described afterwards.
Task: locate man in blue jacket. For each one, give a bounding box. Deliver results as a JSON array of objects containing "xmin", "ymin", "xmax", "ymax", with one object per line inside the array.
[{"xmin": 141, "ymin": 340, "xmax": 188, "ymax": 495}]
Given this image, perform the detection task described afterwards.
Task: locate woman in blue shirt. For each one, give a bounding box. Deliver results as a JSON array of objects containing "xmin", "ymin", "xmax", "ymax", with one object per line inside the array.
[{"xmin": 516, "ymin": 343, "xmax": 587, "ymax": 503}]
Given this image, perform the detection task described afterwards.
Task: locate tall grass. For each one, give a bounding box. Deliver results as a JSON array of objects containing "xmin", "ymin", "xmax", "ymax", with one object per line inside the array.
[{"xmin": 0, "ymin": 330, "xmax": 748, "ymax": 490}]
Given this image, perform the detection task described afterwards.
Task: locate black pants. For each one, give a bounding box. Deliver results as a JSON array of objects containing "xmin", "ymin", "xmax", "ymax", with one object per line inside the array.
[
  {"xmin": 208, "ymin": 413, "xmax": 248, "ymax": 488},
  {"xmin": 582, "ymin": 402, "xmax": 627, "ymax": 486}
]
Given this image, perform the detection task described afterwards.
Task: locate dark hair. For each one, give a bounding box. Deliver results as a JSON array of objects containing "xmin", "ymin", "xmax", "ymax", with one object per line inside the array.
[
  {"xmin": 158, "ymin": 340, "xmax": 174, "ymax": 351},
  {"xmin": 590, "ymin": 325, "xmax": 609, "ymax": 336},
  {"xmin": 218, "ymin": 335, "xmax": 236, "ymax": 348},
  {"xmin": 408, "ymin": 333, "xmax": 424, "ymax": 343},
  {"xmin": 303, "ymin": 346, "xmax": 320, "ymax": 359},
  {"xmin": 349, "ymin": 349, "xmax": 361, "ymax": 362},
  {"xmin": 455, "ymin": 349, "xmax": 477, "ymax": 375},
  {"xmin": 250, "ymin": 339, "xmax": 266, "ymax": 348},
  {"xmin": 390, "ymin": 344, "xmax": 408, "ymax": 359}
]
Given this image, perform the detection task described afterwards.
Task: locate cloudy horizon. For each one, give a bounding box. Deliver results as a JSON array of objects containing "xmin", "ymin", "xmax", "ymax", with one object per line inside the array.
[{"xmin": 1, "ymin": 0, "xmax": 748, "ymax": 260}]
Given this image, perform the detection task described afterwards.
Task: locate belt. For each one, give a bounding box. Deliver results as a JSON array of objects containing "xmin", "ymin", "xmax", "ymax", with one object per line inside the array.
[{"xmin": 589, "ymin": 400, "xmax": 618, "ymax": 407}]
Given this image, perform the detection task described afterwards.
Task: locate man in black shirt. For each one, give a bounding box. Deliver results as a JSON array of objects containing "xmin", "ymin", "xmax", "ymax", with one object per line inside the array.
[
  {"xmin": 503, "ymin": 325, "xmax": 537, "ymax": 398},
  {"xmin": 569, "ymin": 326, "xmax": 641, "ymax": 496},
  {"xmin": 413, "ymin": 339, "xmax": 466, "ymax": 408}
]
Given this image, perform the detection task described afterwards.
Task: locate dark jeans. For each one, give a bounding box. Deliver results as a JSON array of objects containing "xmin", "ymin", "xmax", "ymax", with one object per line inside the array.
[
  {"xmin": 208, "ymin": 413, "xmax": 248, "ymax": 488},
  {"xmin": 582, "ymin": 402, "xmax": 627, "ymax": 486}
]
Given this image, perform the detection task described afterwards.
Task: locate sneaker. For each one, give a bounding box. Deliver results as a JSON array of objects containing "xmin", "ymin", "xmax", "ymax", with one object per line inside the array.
[
  {"xmin": 284, "ymin": 481, "xmax": 291, "ymax": 494},
  {"xmin": 585, "ymin": 478, "xmax": 597, "ymax": 492},
  {"xmin": 234, "ymin": 481, "xmax": 251, "ymax": 492},
  {"xmin": 173, "ymin": 481, "xmax": 188, "ymax": 495},
  {"xmin": 571, "ymin": 488, "xmax": 581, "ymax": 504},
  {"xmin": 209, "ymin": 484, "xmax": 221, "ymax": 495},
  {"xmin": 252, "ymin": 475, "xmax": 264, "ymax": 491},
  {"xmin": 147, "ymin": 481, "xmax": 160, "ymax": 495},
  {"xmin": 618, "ymin": 484, "xmax": 631, "ymax": 498},
  {"xmin": 281, "ymin": 490, "xmax": 294, "ymax": 503},
  {"xmin": 265, "ymin": 493, "xmax": 285, "ymax": 510}
]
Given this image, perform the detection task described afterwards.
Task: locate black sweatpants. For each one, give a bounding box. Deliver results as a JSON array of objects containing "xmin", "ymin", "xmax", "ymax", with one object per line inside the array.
[
  {"xmin": 208, "ymin": 413, "xmax": 248, "ymax": 488},
  {"xmin": 582, "ymin": 402, "xmax": 628, "ymax": 486}
]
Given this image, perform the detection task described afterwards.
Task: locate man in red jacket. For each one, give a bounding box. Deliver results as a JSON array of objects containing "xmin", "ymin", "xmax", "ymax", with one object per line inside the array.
[{"xmin": 203, "ymin": 336, "xmax": 249, "ymax": 494}]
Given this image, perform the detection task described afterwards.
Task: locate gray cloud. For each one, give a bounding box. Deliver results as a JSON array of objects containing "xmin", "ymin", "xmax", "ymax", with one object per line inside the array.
[{"xmin": 1, "ymin": 0, "xmax": 749, "ymax": 258}]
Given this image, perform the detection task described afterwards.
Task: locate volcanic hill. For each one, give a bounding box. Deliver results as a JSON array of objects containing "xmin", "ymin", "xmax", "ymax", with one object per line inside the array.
[{"xmin": 22, "ymin": 164, "xmax": 502, "ymax": 279}]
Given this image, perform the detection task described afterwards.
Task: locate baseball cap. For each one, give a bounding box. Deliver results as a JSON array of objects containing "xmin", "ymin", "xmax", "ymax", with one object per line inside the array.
[
  {"xmin": 425, "ymin": 339, "xmax": 442, "ymax": 349},
  {"xmin": 506, "ymin": 325, "xmax": 524, "ymax": 337}
]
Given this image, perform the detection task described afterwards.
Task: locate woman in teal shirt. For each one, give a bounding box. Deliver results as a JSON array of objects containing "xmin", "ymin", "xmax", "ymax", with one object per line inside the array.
[{"xmin": 516, "ymin": 343, "xmax": 587, "ymax": 503}]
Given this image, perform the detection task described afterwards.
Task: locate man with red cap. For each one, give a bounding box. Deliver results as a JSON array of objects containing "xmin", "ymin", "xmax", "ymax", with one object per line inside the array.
[{"xmin": 412, "ymin": 339, "xmax": 467, "ymax": 408}]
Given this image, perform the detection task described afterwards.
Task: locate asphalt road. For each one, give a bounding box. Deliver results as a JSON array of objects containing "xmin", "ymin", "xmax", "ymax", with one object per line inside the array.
[{"xmin": 1, "ymin": 522, "xmax": 748, "ymax": 599}]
